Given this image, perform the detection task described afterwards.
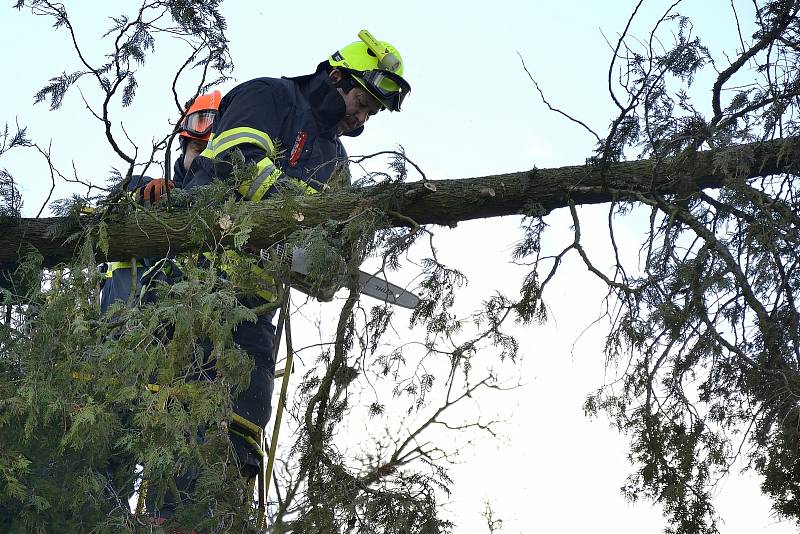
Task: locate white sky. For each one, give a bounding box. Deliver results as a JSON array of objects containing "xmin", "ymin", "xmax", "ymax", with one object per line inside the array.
[{"xmin": 1, "ymin": 0, "xmax": 795, "ymax": 532}]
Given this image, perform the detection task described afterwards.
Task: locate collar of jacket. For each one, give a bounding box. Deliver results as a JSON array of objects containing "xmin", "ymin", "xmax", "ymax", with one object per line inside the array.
[
  {"xmin": 287, "ymin": 70, "xmax": 365, "ymax": 138},
  {"xmin": 172, "ymin": 153, "xmax": 187, "ymax": 185}
]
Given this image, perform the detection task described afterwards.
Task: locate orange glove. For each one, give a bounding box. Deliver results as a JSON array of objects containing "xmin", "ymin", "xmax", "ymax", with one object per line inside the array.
[{"xmin": 141, "ymin": 179, "xmax": 174, "ymax": 204}]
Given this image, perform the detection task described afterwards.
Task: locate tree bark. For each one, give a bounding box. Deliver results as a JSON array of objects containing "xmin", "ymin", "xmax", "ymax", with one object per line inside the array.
[{"xmin": 2, "ymin": 137, "xmax": 799, "ymax": 267}]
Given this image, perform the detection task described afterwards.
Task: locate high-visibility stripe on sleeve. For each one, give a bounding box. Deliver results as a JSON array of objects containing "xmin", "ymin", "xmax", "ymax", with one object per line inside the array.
[
  {"xmin": 206, "ymin": 127, "xmax": 275, "ymax": 157},
  {"xmin": 238, "ymin": 157, "xmax": 285, "ymax": 201}
]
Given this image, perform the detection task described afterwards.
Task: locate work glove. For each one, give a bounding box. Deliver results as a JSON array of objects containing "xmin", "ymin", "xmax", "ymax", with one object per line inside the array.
[{"xmin": 141, "ymin": 179, "xmax": 174, "ymax": 204}]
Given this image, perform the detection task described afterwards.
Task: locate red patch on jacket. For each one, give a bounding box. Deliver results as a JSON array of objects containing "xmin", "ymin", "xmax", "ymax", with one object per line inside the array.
[{"xmin": 288, "ymin": 131, "xmax": 308, "ymax": 167}]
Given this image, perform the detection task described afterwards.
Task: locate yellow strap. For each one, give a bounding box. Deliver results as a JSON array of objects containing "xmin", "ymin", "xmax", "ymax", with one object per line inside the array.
[
  {"xmin": 230, "ymin": 412, "xmax": 267, "ymax": 461},
  {"xmin": 144, "ymin": 385, "xmax": 264, "ymax": 447},
  {"xmin": 264, "ymin": 316, "xmax": 293, "ymax": 513},
  {"xmin": 229, "ymin": 428, "xmax": 266, "ymax": 460},
  {"xmin": 233, "ymin": 435, "xmax": 265, "ymax": 461}
]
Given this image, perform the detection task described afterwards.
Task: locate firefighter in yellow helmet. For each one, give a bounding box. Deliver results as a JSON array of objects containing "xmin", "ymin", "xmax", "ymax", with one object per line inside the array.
[{"xmin": 149, "ymin": 31, "xmax": 409, "ymax": 521}]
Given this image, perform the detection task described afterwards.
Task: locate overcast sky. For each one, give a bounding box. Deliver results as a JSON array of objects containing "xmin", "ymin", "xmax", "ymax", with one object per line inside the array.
[{"xmin": 2, "ymin": 1, "xmax": 796, "ymax": 532}]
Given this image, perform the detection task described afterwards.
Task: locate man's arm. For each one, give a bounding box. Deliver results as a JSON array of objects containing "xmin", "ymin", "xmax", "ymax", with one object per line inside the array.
[{"xmin": 183, "ymin": 80, "xmax": 294, "ymax": 201}]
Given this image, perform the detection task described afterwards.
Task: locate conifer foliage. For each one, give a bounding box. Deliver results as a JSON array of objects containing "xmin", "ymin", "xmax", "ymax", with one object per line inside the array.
[{"xmin": 4, "ymin": 1, "xmax": 800, "ymax": 533}]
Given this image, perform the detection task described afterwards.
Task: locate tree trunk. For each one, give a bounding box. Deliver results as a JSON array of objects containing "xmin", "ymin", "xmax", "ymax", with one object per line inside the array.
[{"xmin": 2, "ymin": 137, "xmax": 799, "ymax": 267}]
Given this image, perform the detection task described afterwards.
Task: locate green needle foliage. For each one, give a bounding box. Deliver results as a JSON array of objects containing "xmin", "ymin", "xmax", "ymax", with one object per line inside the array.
[{"xmin": 6, "ymin": 1, "xmax": 800, "ymax": 534}]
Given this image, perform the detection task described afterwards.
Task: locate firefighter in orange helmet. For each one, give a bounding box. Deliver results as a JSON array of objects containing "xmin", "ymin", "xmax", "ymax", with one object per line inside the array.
[
  {"xmin": 138, "ymin": 90, "xmax": 222, "ymax": 203},
  {"xmin": 100, "ymin": 91, "xmax": 221, "ymax": 314}
]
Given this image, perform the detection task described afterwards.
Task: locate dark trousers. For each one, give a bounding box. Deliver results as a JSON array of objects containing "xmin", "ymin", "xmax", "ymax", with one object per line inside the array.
[{"xmin": 148, "ymin": 297, "xmax": 276, "ymax": 520}]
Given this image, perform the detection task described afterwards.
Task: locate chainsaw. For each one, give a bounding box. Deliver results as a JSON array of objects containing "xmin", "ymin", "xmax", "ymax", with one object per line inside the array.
[{"xmin": 262, "ymin": 244, "xmax": 419, "ymax": 309}]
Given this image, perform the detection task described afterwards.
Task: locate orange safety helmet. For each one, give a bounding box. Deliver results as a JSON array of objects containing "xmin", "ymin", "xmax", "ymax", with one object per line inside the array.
[{"xmin": 179, "ymin": 90, "xmax": 222, "ymax": 142}]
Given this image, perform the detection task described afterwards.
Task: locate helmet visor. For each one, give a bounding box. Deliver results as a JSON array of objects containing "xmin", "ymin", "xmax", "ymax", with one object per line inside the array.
[
  {"xmin": 359, "ymin": 70, "xmax": 410, "ymax": 112},
  {"xmin": 180, "ymin": 109, "xmax": 217, "ymax": 139}
]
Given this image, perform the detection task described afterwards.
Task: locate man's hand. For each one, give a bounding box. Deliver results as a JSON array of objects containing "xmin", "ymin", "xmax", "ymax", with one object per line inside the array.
[{"xmin": 141, "ymin": 179, "xmax": 175, "ymax": 204}]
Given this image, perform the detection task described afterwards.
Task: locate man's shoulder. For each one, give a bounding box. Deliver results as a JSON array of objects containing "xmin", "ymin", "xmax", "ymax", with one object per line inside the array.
[
  {"xmin": 239, "ymin": 76, "xmax": 289, "ymax": 87},
  {"xmin": 219, "ymin": 77, "xmax": 296, "ymax": 116},
  {"xmin": 220, "ymin": 77, "xmax": 302, "ymax": 116},
  {"xmin": 228, "ymin": 77, "xmax": 296, "ymax": 99}
]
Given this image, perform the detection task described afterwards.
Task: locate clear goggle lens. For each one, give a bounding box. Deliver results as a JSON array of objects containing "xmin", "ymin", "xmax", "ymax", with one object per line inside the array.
[{"xmin": 181, "ymin": 109, "xmax": 217, "ymax": 137}]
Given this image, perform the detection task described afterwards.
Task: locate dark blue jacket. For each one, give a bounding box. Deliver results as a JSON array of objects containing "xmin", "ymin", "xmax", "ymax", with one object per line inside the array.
[{"xmin": 182, "ymin": 70, "xmax": 351, "ymax": 198}]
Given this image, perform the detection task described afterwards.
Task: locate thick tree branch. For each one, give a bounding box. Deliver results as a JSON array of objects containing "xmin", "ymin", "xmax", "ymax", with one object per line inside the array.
[{"xmin": 2, "ymin": 137, "xmax": 800, "ymax": 267}]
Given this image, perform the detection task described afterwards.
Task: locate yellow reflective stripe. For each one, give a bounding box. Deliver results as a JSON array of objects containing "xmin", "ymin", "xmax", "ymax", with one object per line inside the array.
[
  {"xmin": 210, "ymin": 127, "xmax": 274, "ymax": 152},
  {"xmin": 231, "ymin": 412, "xmax": 266, "ymax": 459},
  {"xmin": 109, "ymin": 261, "xmax": 134, "ymax": 270},
  {"xmin": 105, "ymin": 260, "xmax": 143, "ymax": 278},
  {"xmin": 247, "ymin": 163, "xmax": 278, "ymax": 199},
  {"xmin": 230, "ymin": 428, "xmax": 266, "ymax": 459},
  {"xmin": 232, "ymin": 412, "xmax": 263, "ymax": 439},
  {"xmin": 206, "ymin": 127, "xmax": 275, "ymax": 157},
  {"xmin": 238, "ymin": 156, "xmax": 284, "ymax": 201},
  {"xmin": 238, "ymin": 172, "xmax": 319, "ymax": 201},
  {"xmin": 199, "ymin": 132, "xmax": 217, "ymax": 158}
]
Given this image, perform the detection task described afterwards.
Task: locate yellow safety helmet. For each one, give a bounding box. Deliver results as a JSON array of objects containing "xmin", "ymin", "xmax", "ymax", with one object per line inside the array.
[{"xmin": 328, "ymin": 30, "xmax": 411, "ymax": 112}]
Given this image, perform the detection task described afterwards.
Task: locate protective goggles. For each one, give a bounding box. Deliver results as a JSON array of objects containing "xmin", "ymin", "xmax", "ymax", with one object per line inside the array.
[
  {"xmin": 359, "ymin": 69, "xmax": 411, "ymax": 112},
  {"xmin": 179, "ymin": 109, "xmax": 217, "ymax": 139}
]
